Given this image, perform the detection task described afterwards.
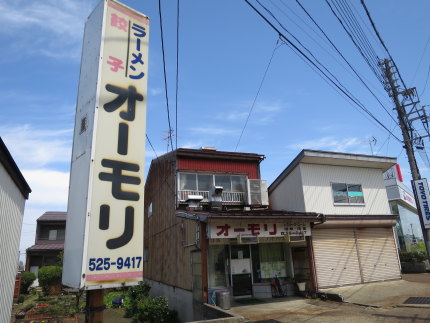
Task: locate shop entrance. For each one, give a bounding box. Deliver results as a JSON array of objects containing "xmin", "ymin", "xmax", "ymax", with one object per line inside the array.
[{"xmin": 230, "ymin": 245, "xmax": 252, "ymax": 297}]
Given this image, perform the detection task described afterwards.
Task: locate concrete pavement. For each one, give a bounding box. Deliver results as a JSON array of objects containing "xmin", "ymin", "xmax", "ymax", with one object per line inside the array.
[
  {"xmin": 226, "ymin": 274, "xmax": 430, "ymax": 322},
  {"xmin": 319, "ymin": 274, "xmax": 430, "ymax": 308}
]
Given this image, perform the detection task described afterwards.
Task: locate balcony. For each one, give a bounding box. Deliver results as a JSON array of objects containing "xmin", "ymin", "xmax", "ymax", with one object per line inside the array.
[{"xmin": 178, "ymin": 190, "xmax": 246, "ymax": 205}]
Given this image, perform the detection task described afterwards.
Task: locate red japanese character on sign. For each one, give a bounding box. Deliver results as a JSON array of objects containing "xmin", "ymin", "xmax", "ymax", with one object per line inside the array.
[
  {"xmin": 234, "ymin": 227, "xmax": 245, "ymax": 233},
  {"xmin": 263, "ymin": 223, "xmax": 277, "ymax": 235},
  {"xmin": 216, "ymin": 224, "xmax": 231, "ymax": 236},
  {"xmin": 107, "ymin": 56, "xmax": 124, "ymax": 72},
  {"xmin": 247, "ymin": 223, "xmax": 260, "ymax": 235},
  {"xmin": 111, "ymin": 13, "xmax": 127, "ymax": 32}
]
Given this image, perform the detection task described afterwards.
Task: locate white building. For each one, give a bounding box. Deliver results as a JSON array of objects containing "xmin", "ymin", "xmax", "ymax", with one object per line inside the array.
[
  {"xmin": 384, "ymin": 165, "xmax": 422, "ymax": 251},
  {"xmin": 0, "ymin": 137, "xmax": 31, "ymax": 323},
  {"xmin": 269, "ymin": 150, "xmax": 401, "ymax": 289}
]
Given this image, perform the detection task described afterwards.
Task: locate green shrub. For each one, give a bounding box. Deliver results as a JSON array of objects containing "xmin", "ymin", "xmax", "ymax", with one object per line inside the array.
[
  {"xmin": 38, "ymin": 266, "xmax": 62, "ymax": 293},
  {"xmin": 135, "ymin": 296, "xmax": 177, "ymax": 323},
  {"xmin": 399, "ymin": 250, "xmax": 427, "ymax": 263},
  {"xmin": 20, "ymin": 271, "xmax": 36, "ymax": 294},
  {"xmin": 124, "ymin": 282, "xmax": 151, "ymax": 318}
]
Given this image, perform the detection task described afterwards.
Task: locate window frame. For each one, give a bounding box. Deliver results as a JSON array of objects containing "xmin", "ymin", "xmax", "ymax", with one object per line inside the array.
[
  {"xmin": 177, "ymin": 172, "xmax": 248, "ymax": 193},
  {"xmin": 148, "ymin": 203, "xmax": 152, "ymax": 217},
  {"xmin": 331, "ymin": 182, "xmax": 365, "ymax": 206}
]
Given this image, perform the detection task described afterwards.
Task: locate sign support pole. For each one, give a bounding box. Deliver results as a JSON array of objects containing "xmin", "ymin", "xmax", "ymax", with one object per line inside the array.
[{"xmin": 86, "ymin": 289, "xmax": 104, "ymax": 323}]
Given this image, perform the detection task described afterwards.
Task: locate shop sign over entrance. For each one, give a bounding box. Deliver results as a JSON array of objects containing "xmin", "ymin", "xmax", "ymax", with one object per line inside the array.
[{"xmin": 208, "ymin": 221, "xmax": 311, "ymax": 239}]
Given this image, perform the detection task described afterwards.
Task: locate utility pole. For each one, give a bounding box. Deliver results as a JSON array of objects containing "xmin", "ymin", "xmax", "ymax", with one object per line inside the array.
[{"xmin": 380, "ymin": 58, "xmax": 430, "ymax": 261}]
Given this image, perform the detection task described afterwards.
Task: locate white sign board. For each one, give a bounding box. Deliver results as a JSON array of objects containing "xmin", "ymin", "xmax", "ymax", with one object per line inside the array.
[
  {"xmin": 63, "ymin": 0, "xmax": 149, "ymax": 290},
  {"xmin": 412, "ymin": 179, "xmax": 430, "ymax": 229},
  {"xmin": 208, "ymin": 221, "xmax": 311, "ymax": 239}
]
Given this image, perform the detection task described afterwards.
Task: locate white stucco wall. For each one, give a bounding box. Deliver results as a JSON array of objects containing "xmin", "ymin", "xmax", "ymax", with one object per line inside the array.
[
  {"xmin": 300, "ymin": 163, "xmax": 391, "ymax": 215},
  {"xmin": 269, "ymin": 165, "xmax": 305, "ymax": 212}
]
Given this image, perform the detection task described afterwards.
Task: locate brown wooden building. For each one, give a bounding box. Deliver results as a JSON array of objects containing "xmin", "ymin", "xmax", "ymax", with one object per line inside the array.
[
  {"xmin": 26, "ymin": 211, "xmax": 66, "ymax": 274},
  {"xmin": 144, "ymin": 148, "xmax": 322, "ymax": 321}
]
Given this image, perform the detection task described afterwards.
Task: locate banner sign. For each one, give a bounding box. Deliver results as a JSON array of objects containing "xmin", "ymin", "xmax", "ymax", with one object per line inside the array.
[
  {"xmin": 412, "ymin": 179, "xmax": 430, "ymax": 229},
  {"xmin": 208, "ymin": 221, "xmax": 311, "ymax": 239},
  {"xmin": 63, "ymin": 0, "xmax": 149, "ymax": 290}
]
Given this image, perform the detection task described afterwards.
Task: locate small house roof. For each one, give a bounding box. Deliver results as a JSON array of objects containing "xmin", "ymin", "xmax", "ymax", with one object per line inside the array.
[
  {"xmin": 269, "ymin": 149, "xmax": 397, "ymax": 192},
  {"xmin": 37, "ymin": 211, "xmax": 67, "ymax": 222}
]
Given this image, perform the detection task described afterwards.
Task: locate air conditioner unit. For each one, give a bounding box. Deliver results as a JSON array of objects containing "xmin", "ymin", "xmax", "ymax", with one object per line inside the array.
[
  {"xmin": 246, "ymin": 179, "xmax": 269, "ymax": 207},
  {"xmin": 237, "ymin": 234, "xmax": 258, "ymax": 244},
  {"xmin": 289, "ymin": 235, "xmax": 305, "ymax": 242}
]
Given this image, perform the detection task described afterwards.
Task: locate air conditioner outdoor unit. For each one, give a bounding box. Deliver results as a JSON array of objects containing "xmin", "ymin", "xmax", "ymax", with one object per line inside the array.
[
  {"xmin": 237, "ymin": 234, "xmax": 258, "ymax": 244},
  {"xmin": 289, "ymin": 235, "xmax": 306, "ymax": 242},
  {"xmin": 246, "ymin": 179, "xmax": 269, "ymax": 207}
]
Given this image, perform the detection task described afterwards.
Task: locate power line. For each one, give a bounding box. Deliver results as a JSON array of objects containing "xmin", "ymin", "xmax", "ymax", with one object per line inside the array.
[
  {"xmin": 235, "ymin": 38, "xmax": 281, "ymax": 151},
  {"xmin": 294, "ymin": 0, "xmax": 397, "ymax": 124},
  {"xmin": 326, "ymin": 0, "xmax": 383, "ymax": 84},
  {"xmin": 244, "ymin": 0, "xmax": 402, "ymax": 142},
  {"xmin": 421, "ymin": 64, "xmax": 430, "ymax": 97},
  {"xmin": 411, "ymin": 35, "xmax": 430, "ymax": 84},
  {"xmin": 360, "ymin": 0, "xmax": 409, "ymax": 93},
  {"xmin": 158, "ymin": 0, "xmax": 174, "ymax": 151},
  {"xmin": 337, "ymin": 0, "xmax": 380, "ymax": 67},
  {"xmin": 175, "ymin": 0, "xmax": 180, "ymax": 149}
]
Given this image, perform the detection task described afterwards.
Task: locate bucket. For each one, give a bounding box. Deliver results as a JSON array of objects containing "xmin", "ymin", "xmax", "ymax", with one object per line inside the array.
[{"xmin": 215, "ymin": 290, "xmax": 231, "ymax": 310}]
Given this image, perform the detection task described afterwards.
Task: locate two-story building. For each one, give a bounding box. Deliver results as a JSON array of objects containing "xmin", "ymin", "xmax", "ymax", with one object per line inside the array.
[
  {"xmin": 269, "ymin": 150, "xmax": 401, "ymax": 289},
  {"xmin": 26, "ymin": 211, "xmax": 66, "ymax": 274},
  {"xmin": 144, "ymin": 148, "xmax": 322, "ymax": 322}
]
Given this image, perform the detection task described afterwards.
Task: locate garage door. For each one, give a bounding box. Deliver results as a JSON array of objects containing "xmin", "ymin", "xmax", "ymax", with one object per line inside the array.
[
  {"xmin": 312, "ymin": 228, "xmax": 362, "ymax": 288},
  {"xmin": 356, "ymin": 227, "xmax": 401, "ymax": 282}
]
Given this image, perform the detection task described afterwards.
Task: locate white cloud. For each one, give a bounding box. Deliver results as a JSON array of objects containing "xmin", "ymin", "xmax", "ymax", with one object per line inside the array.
[
  {"xmin": 149, "ymin": 88, "xmax": 163, "ymax": 96},
  {"xmin": 0, "ymin": 0, "xmax": 96, "ymax": 60},
  {"xmin": 288, "ymin": 136, "xmax": 368, "ymax": 153},
  {"xmin": 1, "ymin": 124, "xmax": 72, "ymax": 168},
  {"xmin": 23, "ymin": 169, "xmax": 69, "ymax": 207},
  {"xmin": 189, "ymin": 127, "xmax": 239, "ymax": 136},
  {"xmin": 224, "ymin": 111, "xmax": 249, "ymax": 121}
]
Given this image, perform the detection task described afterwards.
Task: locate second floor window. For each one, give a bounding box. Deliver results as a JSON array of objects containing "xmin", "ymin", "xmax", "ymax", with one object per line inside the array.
[
  {"xmin": 179, "ymin": 173, "xmax": 247, "ymax": 192},
  {"xmin": 332, "ymin": 183, "xmax": 364, "ymax": 205},
  {"xmin": 39, "ymin": 227, "xmax": 65, "ymax": 241}
]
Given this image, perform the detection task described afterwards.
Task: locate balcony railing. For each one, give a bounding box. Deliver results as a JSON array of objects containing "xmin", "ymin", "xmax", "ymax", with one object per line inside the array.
[{"xmin": 178, "ymin": 190, "xmax": 246, "ymax": 204}]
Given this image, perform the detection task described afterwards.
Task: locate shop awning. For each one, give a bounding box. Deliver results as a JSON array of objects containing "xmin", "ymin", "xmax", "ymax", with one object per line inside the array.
[{"xmin": 176, "ymin": 209, "xmax": 324, "ymax": 224}]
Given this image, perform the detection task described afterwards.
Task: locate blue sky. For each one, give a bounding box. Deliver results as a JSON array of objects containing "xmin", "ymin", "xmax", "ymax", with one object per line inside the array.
[{"xmin": 1, "ymin": 0, "xmax": 430, "ymax": 259}]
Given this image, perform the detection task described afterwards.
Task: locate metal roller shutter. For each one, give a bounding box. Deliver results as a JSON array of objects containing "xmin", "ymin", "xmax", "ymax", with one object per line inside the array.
[
  {"xmin": 312, "ymin": 229, "xmax": 362, "ymax": 288},
  {"xmin": 356, "ymin": 227, "xmax": 401, "ymax": 282}
]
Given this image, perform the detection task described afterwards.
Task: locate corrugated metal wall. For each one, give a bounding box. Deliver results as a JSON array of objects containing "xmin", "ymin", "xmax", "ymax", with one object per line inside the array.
[
  {"xmin": 300, "ymin": 164, "xmax": 391, "ymax": 215},
  {"xmin": 269, "ymin": 165, "xmax": 306, "ymax": 212},
  {"xmin": 178, "ymin": 159, "xmax": 259, "ymax": 179},
  {"xmin": 356, "ymin": 227, "xmax": 401, "ymax": 282},
  {"xmin": 313, "ymin": 227, "xmax": 401, "ymax": 288},
  {"xmin": 0, "ymin": 164, "xmax": 26, "ymax": 323},
  {"xmin": 313, "ymin": 228, "xmax": 362, "ymax": 288}
]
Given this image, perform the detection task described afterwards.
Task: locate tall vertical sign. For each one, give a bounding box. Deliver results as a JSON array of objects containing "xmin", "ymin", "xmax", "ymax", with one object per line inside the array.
[
  {"xmin": 63, "ymin": 0, "xmax": 149, "ymax": 290},
  {"xmin": 412, "ymin": 179, "xmax": 430, "ymax": 229}
]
